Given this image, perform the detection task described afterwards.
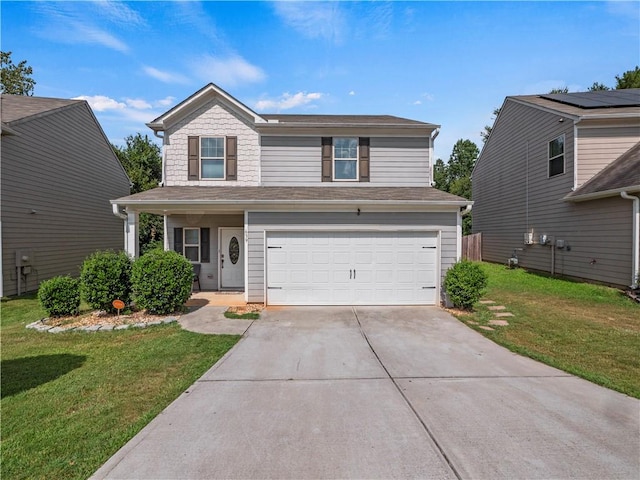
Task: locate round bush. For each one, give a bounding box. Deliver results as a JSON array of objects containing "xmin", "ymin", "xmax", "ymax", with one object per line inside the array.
[
  {"xmin": 80, "ymin": 250, "xmax": 132, "ymax": 312},
  {"xmin": 131, "ymin": 250, "xmax": 193, "ymax": 314},
  {"xmin": 444, "ymin": 260, "xmax": 488, "ymax": 310},
  {"xmin": 38, "ymin": 276, "xmax": 80, "ymax": 317}
]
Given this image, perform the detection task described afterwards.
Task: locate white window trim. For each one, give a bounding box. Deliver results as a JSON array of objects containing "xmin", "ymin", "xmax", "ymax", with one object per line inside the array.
[
  {"xmin": 200, "ymin": 136, "xmax": 226, "ymax": 180},
  {"xmin": 184, "ymin": 227, "xmax": 201, "ymax": 263},
  {"xmin": 548, "ymin": 134, "xmax": 565, "ymax": 178},
  {"xmin": 332, "ymin": 137, "xmax": 359, "ymax": 182}
]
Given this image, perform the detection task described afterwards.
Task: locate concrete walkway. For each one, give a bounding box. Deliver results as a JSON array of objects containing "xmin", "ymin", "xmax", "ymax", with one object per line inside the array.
[
  {"xmin": 178, "ymin": 292, "xmax": 253, "ymax": 335},
  {"xmin": 92, "ymin": 307, "xmax": 639, "ymax": 480}
]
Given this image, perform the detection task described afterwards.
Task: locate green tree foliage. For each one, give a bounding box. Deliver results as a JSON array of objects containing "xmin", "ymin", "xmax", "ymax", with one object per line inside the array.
[
  {"xmin": 112, "ymin": 134, "xmax": 163, "ymax": 254},
  {"xmin": 1, "ymin": 51, "xmax": 36, "ymax": 95},
  {"xmin": 481, "ymin": 107, "xmax": 501, "ymax": 144},
  {"xmin": 444, "ymin": 260, "xmax": 488, "ymax": 310},
  {"xmin": 548, "ymin": 87, "xmax": 569, "ymax": 94},
  {"xmin": 434, "ymin": 139, "xmax": 478, "ymax": 235},
  {"xmin": 38, "ymin": 276, "xmax": 80, "ymax": 317},
  {"xmin": 80, "ymin": 250, "xmax": 133, "ymax": 312},
  {"xmin": 588, "ymin": 82, "xmax": 610, "ymax": 91},
  {"xmin": 615, "ymin": 66, "xmax": 640, "ymax": 89}
]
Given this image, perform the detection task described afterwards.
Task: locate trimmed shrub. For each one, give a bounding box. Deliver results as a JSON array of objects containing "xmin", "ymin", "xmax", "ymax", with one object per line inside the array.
[
  {"xmin": 38, "ymin": 276, "xmax": 81, "ymax": 317},
  {"xmin": 131, "ymin": 250, "xmax": 193, "ymax": 314},
  {"xmin": 80, "ymin": 250, "xmax": 132, "ymax": 312},
  {"xmin": 444, "ymin": 260, "xmax": 488, "ymax": 310}
]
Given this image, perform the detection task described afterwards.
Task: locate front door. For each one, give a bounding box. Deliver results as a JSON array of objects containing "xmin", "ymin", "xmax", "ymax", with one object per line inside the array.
[{"xmin": 220, "ymin": 228, "xmax": 244, "ymax": 289}]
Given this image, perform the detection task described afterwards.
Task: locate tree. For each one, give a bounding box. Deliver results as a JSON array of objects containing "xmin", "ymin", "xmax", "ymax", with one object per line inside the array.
[
  {"xmin": 548, "ymin": 87, "xmax": 569, "ymax": 94},
  {"xmin": 615, "ymin": 66, "xmax": 640, "ymax": 89},
  {"xmin": 481, "ymin": 107, "xmax": 501, "ymax": 144},
  {"xmin": 1, "ymin": 51, "xmax": 36, "ymax": 95},
  {"xmin": 112, "ymin": 134, "xmax": 163, "ymax": 254},
  {"xmin": 588, "ymin": 82, "xmax": 610, "ymax": 91},
  {"xmin": 434, "ymin": 139, "xmax": 479, "ymax": 235}
]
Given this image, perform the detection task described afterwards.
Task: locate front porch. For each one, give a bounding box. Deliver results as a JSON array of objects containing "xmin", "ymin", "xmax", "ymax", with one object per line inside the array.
[{"xmin": 186, "ymin": 290, "xmax": 246, "ymax": 308}]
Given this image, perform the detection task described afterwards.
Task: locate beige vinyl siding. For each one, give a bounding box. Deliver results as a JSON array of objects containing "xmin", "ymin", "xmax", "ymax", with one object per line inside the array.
[
  {"xmin": 473, "ymin": 99, "xmax": 635, "ymax": 287},
  {"xmin": 259, "ymin": 136, "xmax": 430, "ymax": 186},
  {"xmin": 1, "ymin": 103, "xmax": 130, "ymax": 296},
  {"xmin": 246, "ymin": 211, "xmax": 458, "ymax": 303},
  {"xmin": 166, "ymin": 214, "xmax": 243, "ymax": 290},
  {"xmin": 576, "ymin": 126, "xmax": 640, "ymax": 187}
]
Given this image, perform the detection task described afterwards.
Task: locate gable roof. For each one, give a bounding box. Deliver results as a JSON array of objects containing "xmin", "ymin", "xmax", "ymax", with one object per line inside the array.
[
  {"xmin": 509, "ymin": 89, "xmax": 640, "ymax": 120},
  {"xmin": 1, "ymin": 94, "xmax": 83, "ymax": 124},
  {"xmin": 147, "ymin": 83, "xmax": 438, "ymax": 133},
  {"xmin": 566, "ymin": 142, "xmax": 640, "ymax": 201}
]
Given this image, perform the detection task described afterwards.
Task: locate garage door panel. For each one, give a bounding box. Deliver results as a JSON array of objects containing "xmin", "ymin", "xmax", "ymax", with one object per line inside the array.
[{"xmin": 267, "ymin": 231, "xmax": 438, "ymax": 305}]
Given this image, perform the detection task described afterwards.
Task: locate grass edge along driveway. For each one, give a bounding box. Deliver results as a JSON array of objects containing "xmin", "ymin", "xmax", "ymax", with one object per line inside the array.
[
  {"xmin": 451, "ymin": 262, "xmax": 640, "ymax": 399},
  {"xmin": 1, "ymin": 294, "xmax": 239, "ymax": 480}
]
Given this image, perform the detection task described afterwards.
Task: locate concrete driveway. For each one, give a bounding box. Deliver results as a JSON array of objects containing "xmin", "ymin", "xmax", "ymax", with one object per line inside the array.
[{"xmin": 92, "ymin": 307, "xmax": 639, "ymax": 479}]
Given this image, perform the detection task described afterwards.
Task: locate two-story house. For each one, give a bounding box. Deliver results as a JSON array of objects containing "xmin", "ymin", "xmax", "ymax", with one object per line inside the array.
[
  {"xmin": 1, "ymin": 94, "xmax": 131, "ymax": 297},
  {"xmin": 112, "ymin": 83, "xmax": 471, "ymax": 305},
  {"xmin": 473, "ymin": 89, "xmax": 640, "ymax": 288}
]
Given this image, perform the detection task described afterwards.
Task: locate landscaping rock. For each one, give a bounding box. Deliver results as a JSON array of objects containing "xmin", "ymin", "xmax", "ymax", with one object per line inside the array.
[
  {"xmin": 162, "ymin": 317, "xmax": 177, "ymax": 324},
  {"xmin": 479, "ymin": 326, "xmax": 495, "ymax": 331},
  {"xmin": 133, "ymin": 322, "xmax": 147, "ymax": 329},
  {"xmin": 100, "ymin": 324, "xmax": 115, "ymax": 331},
  {"xmin": 487, "ymin": 305, "xmax": 506, "ymax": 311},
  {"xmin": 114, "ymin": 324, "xmax": 130, "ymax": 330},
  {"xmin": 48, "ymin": 326, "xmax": 66, "ymax": 333},
  {"xmin": 479, "ymin": 300, "xmax": 496, "ymax": 304},
  {"xmin": 84, "ymin": 325, "xmax": 102, "ymax": 332},
  {"xmin": 488, "ymin": 320, "xmax": 510, "ymax": 326},
  {"xmin": 495, "ymin": 312, "xmax": 515, "ymax": 318}
]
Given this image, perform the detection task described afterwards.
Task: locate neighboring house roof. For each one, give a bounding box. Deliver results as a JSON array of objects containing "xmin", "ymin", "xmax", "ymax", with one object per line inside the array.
[
  {"xmin": 508, "ymin": 89, "xmax": 640, "ymax": 120},
  {"xmin": 147, "ymin": 83, "xmax": 439, "ymax": 132},
  {"xmin": 566, "ymin": 142, "xmax": 640, "ymax": 201},
  {"xmin": 1, "ymin": 94, "xmax": 83, "ymax": 124},
  {"xmin": 114, "ymin": 186, "xmax": 470, "ymax": 207}
]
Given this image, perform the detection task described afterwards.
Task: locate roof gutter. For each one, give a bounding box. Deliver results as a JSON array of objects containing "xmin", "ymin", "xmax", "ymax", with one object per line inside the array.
[
  {"xmin": 565, "ymin": 185, "xmax": 640, "ymax": 202},
  {"xmin": 621, "ymin": 191, "xmax": 639, "ymax": 289}
]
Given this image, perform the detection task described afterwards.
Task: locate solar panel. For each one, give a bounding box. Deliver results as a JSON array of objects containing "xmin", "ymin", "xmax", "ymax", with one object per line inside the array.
[{"xmin": 540, "ymin": 89, "xmax": 640, "ymax": 109}]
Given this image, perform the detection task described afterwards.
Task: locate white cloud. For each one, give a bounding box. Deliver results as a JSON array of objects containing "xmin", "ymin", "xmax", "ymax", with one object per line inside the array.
[
  {"xmin": 255, "ymin": 92, "xmax": 323, "ymax": 111},
  {"xmin": 93, "ymin": 0, "xmax": 145, "ymax": 26},
  {"xmin": 73, "ymin": 22, "xmax": 130, "ymax": 53},
  {"xmin": 191, "ymin": 55, "xmax": 266, "ymax": 87},
  {"xmin": 349, "ymin": 90, "xmax": 356, "ymax": 96},
  {"xmin": 273, "ymin": 2, "xmax": 345, "ymax": 43},
  {"xmin": 143, "ymin": 66, "xmax": 190, "ymax": 85},
  {"xmin": 413, "ymin": 100, "xmax": 422, "ymax": 105},
  {"xmin": 74, "ymin": 95, "xmax": 127, "ymax": 111},
  {"xmin": 125, "ymin": 98, "xmax": 152, "ymax": 110},
  {"xmin": 155, "ymin": 96, "xmax": 176, "ymax": 107}
]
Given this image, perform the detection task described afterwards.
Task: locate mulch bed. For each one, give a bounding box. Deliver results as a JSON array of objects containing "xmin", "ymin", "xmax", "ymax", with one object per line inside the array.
[{"xmin": 44, "ymin": 310, "xmax": 181, "ymax": 329}]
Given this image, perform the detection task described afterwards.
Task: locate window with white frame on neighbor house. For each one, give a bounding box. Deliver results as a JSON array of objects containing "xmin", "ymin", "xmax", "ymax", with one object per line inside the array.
[
  {"xmin": 201, "ymin": 137, "xmax": 225, "ymax": 179},
  {"xmin": 548, "ymin": 135, "xmax": 565, "ymax": 177},
  {"xmin": 183, "ymin": 228, "xmax": 200, "ymax": 262},
  {"xmin": 333, "ymin": 137, "xmax": 358, "ymax": 180}
]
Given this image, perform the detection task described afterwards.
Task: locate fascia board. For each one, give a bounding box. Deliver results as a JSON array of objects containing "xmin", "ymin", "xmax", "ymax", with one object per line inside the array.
[
  {"xmin": 564, "ymin": 185, "xmax": 640, "ymax": 202},
  {"xmin": 112, "ymin": 199, "xmax": 471, "ymax": 208}
]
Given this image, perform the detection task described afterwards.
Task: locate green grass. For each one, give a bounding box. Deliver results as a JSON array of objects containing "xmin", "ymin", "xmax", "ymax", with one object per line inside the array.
[
  {"xmin": 451, "ymin": 262, "xmax": 640, "ymax": 398},
  {"xmin": 224, "ymin": 310, "xmax": 260, "ymax": 320},
  {"xmin": 1, "ymin": 294, "xmax": 240, "ymax": 480}
]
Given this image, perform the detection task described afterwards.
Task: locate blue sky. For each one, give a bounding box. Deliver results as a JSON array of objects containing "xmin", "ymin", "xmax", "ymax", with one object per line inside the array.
[{"xmin": 2, "ymin": 1, "xmax": 639, "ymax": 160}]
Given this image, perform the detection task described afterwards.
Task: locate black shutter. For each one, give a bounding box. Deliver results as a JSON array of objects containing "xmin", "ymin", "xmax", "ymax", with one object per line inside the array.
[
  {"xmin": 321, "ymin": 137, "xmax": 332, "ymax": 182},
  {"xmin": 226, "ymin": 136, "xmax": 237, "ymax": 181},
  {"xmin": 359, "ymin": 137, "xmax": 370, "ymax": 182},
  {"xmin": 188, "ymin": 136, "xmax": 199, "ymax": 180},
  {"xmin": 201, "ymin": 228, "xmax": 210, "ymax": 263},
  {"xmin": 174, "ymin": 228, "xmax": 183, "ymax": 254}
]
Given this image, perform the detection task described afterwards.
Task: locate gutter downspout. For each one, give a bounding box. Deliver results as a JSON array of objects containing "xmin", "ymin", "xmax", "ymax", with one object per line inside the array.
[
  {"xmin": 112, "ymin": 203, "xmax": 129, "ymax": 254},
  {"xmin": 153, "ymin": 130, "xmax": 166, "ymax": 187},
  {"xmin": 429, "ymin": 128, "xmax": 440, "ymax": 186},
  {"xmin": 621, "ymin": 192, "xmax": 639, "ymax": 289},
  {"xmin": 457, "ymin": 204, "xmax": 473, "ymax": 260}
]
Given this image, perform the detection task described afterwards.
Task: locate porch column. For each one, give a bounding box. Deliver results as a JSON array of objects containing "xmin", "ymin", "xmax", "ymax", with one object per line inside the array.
[
  {"xmin": 163, "ymin": 214, "xmax": 169, "ymax": 251},
  {"xmin": 126, "ymin": 211, "xmax": 139, "ymax": 259}
]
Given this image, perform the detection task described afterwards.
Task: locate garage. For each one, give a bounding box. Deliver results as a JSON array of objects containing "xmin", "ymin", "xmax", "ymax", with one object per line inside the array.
[{"xmin": 266, "ymin": 231, "xmax": 439, "ymax": 305}]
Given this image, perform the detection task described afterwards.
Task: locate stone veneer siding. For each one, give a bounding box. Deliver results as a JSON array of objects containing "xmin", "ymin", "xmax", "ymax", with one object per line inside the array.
[{"xmin": 164, "ymin": 99, "xmax": 260, "ymax": 186}]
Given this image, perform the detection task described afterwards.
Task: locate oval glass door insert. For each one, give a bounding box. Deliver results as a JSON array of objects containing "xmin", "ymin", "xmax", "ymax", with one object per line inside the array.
[{"xmin": 229, "ymin": 236, "xmax": 240, "ymax": 265}]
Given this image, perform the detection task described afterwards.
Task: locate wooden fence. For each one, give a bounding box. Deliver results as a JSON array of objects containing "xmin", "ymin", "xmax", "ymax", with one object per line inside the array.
[{"xmin": 462, "ymin": 233, "xmax": 482, "ymax": 261}]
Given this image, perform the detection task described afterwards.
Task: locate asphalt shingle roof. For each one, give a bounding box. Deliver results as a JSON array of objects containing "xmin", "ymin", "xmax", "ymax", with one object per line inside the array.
[
  {"xmin": 115, "ymin": 186, "xmax": 469, "ymax": 205},
  {"xmin": 1, "ymin": 94, "xmax": 82, "ymax": 124},
  {"xmin": 567, "ymin": 142, "xmax": 640, "ymax": 199},
  {"xmin": 511, "ymin": 89, "xmax": 640, "ymax": 118}
]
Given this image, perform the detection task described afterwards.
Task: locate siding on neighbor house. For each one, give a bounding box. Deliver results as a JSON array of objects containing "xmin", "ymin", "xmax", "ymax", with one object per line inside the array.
[
  {"xmin": 1, "ymin": 103, "xmax": 131, "ymax": 296},
  {"xmin": 164, "ymin": 97, "xmax": 260, "ymax": 186},
  {"xmin": 473, "ymin": 99, "xmax": 635, "ymax": 287},
  {"xmin": 260, "ymin": 136, "xmax": 430, "ymax": 186},
  {"xmin": 246, "ymin": 211, "xmax": 458, "ymax": 303},
  {"xmin": 166, "ymin": 214, "xmax": 244, "ymax": 291},
  {"xmin": 576, "ymin": 126, "xmax": 640, "ymax": 188}
]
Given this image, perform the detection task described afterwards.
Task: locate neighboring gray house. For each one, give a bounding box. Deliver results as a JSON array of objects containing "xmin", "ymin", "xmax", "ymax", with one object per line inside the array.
[
  {"xmin": 473, "ymin": 89, "xmax": 640, "ymax": 288},
  {"xmin": 1, "ymin": 94, "xmax": 131, "ymax": 297},
  {"xmin": 112, "ymin": 83, "xmax": 471, "ymax": 305}
]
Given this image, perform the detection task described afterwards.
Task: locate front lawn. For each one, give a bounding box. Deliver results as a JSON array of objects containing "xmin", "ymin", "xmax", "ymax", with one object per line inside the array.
[
  {"xmin": 452, "ymin": 262, "xmax": 640, "ymax": 398},
  {"xmin": 1, "ymin": 294, "xmax": 239, "ymax": 480}
]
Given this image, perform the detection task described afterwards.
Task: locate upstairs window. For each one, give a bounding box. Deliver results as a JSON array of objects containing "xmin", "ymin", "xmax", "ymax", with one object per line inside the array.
[
  {"xmin": 333, "ymin": 137, "xmax": 358, "ymax": 180},
  {"xmin": 548, "ymin": 135, "xmax": 565, "ymax": 177},
  {"xmin": 201, "ymin": 137, "xmax": 225, "ymax": 179}
]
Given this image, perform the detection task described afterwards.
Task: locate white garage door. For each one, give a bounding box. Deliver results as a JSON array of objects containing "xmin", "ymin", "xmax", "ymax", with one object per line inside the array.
[{"xmin": 266, "ymin": 231, "xmax": 438, "ymax": 305}]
